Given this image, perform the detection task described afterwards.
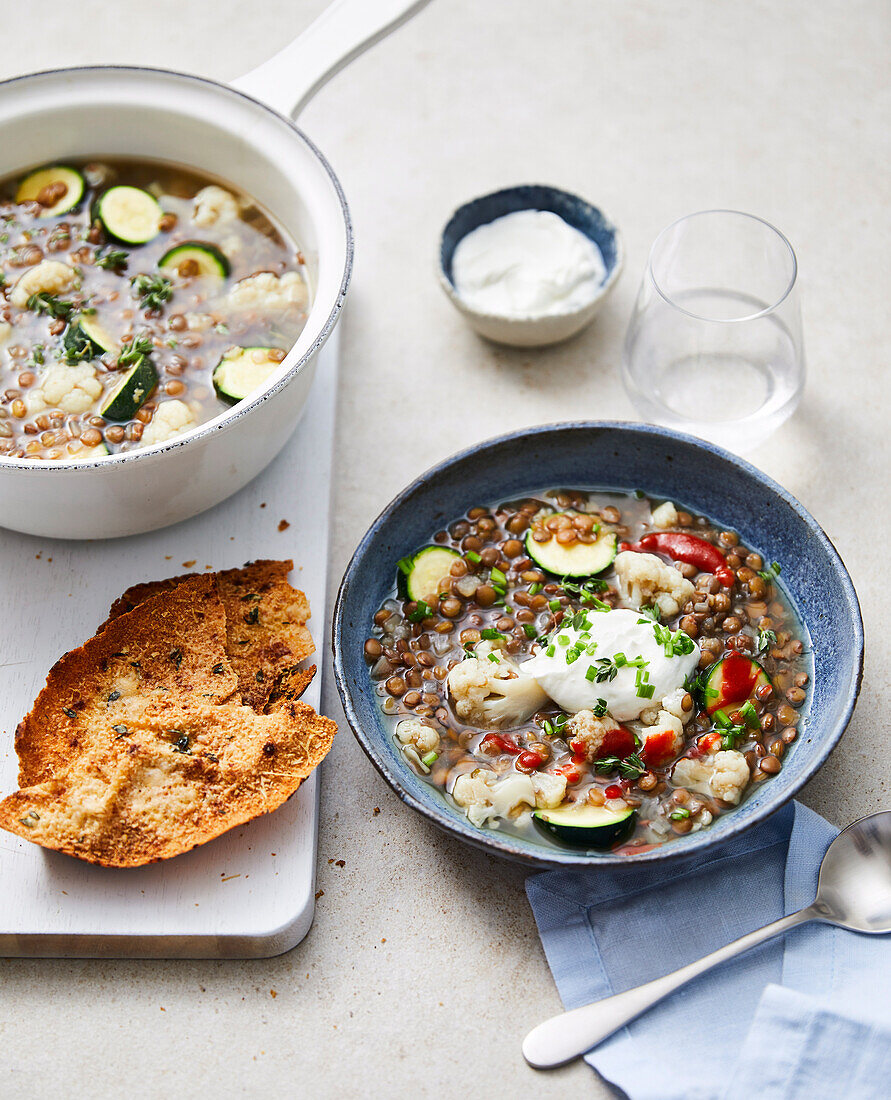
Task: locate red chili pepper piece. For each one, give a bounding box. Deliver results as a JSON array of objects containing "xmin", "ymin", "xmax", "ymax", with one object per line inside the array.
[
  {"xmin": 517, "ymin": 750, "xmax": 544, "ymax": 772},
  {"xmin": 641, "ymin": 728, "xmax": 677, "ymax": 766},
  {"xmin": 479, "ymin": 733, "xmax": 520, "ymax": 755},
  {"xmin": 598, "ymin": 726, "xmax": 636, "ymax": 759},
  {"xmin": 621, "ymin": 531, "xmax": 733, "ymax": 586},
  {"xmin": 604, "ymin": 784, "xmax": 623, "ymax": 799}
]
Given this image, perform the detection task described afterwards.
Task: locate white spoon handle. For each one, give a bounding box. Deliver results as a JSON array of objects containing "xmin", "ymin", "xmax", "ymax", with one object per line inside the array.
[
  {"xmin": 523, "ymin": 906, "xmax": 816, "ymax": 1069},
  {"xmin": 232, "ymin": 0, "xmax": 432, "ymax": 119}
]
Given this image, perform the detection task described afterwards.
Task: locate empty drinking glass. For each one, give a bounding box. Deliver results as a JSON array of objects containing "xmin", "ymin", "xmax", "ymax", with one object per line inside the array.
[{"xmin": 622, "ymin": 210, "xmax": 805, "ymax": 450}]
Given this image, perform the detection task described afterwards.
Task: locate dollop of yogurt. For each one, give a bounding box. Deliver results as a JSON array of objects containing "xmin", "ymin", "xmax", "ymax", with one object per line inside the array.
[
  {"xmin": 521, "ymin": 608, "xmax": 700, "ymax": 721},
  {"xmin": 451, "ymin": 209, "xmax": 606, "ymax": 318}
]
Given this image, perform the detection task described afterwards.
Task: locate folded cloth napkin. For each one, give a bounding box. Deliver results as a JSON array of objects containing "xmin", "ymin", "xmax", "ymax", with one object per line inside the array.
[{"xmin": 526, "ymin": 802, "xmax": 891, "ymax": 1100}]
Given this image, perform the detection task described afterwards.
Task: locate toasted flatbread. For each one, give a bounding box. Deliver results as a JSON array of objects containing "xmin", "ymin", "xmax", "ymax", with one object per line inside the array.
[
  {"xmin": 0, "ymin": 697, "xmax": 336, "ymax": 867},
  {"xmin": 16, "ymin": 574, "xmax": 239, "ymax": 788},
  {"xmin": 103, "ymin": 560, "xmax": 315, "ymax": 711}
]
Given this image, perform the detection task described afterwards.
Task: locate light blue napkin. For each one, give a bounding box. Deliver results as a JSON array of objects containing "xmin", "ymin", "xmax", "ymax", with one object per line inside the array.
[{"xmin": 526, "ymin": 802, "xmax": 891, "ymax": 1100}]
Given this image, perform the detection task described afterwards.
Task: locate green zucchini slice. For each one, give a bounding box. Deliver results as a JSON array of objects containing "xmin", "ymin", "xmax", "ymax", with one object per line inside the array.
[
  {"xmin": 525, "ymin": 520, "xmax": 617, "ymax": 577},
  {"xmin": 158, "ymin": 241, "xmax": 229, "ymax": 281},
  {"xmin": 701, "ymin": 654, "xmax": 772, "ymax": 724},
  {"xmin": 534, "ymin": 803, "xmax": 637, "ymax": 848},
  {"xmin": 16, "ymin": 165, "xmax": 86, "ymax": 217},
  {"xmin": 212, "ymin": 346, "xmax": 285, "ymax": 404},
  {"xmin": 96, "ymin": 186, "xmax": 162, "ymax": 244},
  {"xmin": 63, "ymin": 317, "xmax": 118, "ymax": 361},
  {"xmin": 100, "ymin": 355, "xmax": 158, "ymax": 421},
  {"xmin": 397, "ymin": 546, "xmax": 461, "ymax": 604}
]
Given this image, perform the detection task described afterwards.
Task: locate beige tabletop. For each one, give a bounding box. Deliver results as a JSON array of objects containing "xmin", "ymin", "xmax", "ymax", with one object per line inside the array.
[{"xmin": 1, "ymin": 1, "xmax": 888, "ymax": 1096}]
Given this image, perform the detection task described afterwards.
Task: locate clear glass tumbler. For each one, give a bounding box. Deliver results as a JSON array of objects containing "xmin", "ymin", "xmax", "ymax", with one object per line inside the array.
[{"xmin": 622, "ymin": 210, "xmax": 805, "ymax": 450}]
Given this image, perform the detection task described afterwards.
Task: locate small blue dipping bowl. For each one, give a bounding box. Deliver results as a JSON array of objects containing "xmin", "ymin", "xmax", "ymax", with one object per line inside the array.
[
  {"xmin": 438, "ymin": 185, "xmax": 624, "ymax": 347},
  {"xmin": 333, "ymin": 423, "xmax": 863, "ymax": 868}
]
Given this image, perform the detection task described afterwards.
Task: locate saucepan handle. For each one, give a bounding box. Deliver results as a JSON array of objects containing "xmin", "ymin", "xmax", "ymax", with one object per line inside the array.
[{"xmin": 232, "ymin": 0, "xmax": 432, "ymax": 119}]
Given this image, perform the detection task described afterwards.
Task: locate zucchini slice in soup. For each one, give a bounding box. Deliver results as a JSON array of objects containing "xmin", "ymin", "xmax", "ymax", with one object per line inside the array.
[
  {"xmin": 63, "ymin": 317, "xmax": 118, "ymax": 361},
  {"xmin": 525, "ymin": 520, "xmax": 617, "ymax": 577},
  {"xmin": 101, "ymin": 355, "xmax": 158, "ymax": 421},
  {"xmin": 397, "ymin": 546, "xmax": 461, "ymax": 604},
  {"xmin": 533, "ymin": 804, "xmax": 636, "ymax": 848},
  {"xmin": 96, "ymin": 186, "xmax": 163, "ymax": 245},
  {"xmin": 212, "ymin": 346, "xmax": 285, "ymax": 404},
  {"xmin": 16, "ymin": 165, "xmax": 86, "ymax": 217},
  {"xmin": 159, "ymin": 241, "xmax": 229, "ymax": 281}
]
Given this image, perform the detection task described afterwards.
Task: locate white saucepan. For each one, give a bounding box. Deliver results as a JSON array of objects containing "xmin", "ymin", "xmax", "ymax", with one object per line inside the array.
[{"xmin": 0, "ymin": 0, "xmax": 431, "ymax": 538}]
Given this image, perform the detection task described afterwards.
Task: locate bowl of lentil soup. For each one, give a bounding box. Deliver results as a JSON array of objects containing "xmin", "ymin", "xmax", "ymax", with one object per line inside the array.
[{"xmin": 333, "ymin": 422, "xmax": 863, "ymax": 867}]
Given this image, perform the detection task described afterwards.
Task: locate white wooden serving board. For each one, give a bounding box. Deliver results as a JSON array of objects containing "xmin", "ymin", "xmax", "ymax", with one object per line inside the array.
[{"xmin": 0, "ymin": 329, "xmax": 339, "ymax": 959}]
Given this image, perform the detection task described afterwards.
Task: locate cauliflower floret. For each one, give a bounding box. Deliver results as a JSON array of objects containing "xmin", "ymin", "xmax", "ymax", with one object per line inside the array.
[
  {"xmin": 660, "ymin": 686, "xmax": 694, "ymax": 724},
  {"xmin": 565, "ymin": 709, "xmax": 630, "ymax": 762},
  {"xmin": 447, "ymin": 644, "xmax": 547, "ymax": 729},
  {"xmin": 395, "ymin": 718, "xmax": 439, "ymax": 755},
  {"xmin": 641, "ymin": 711, "xmax": 685, "ymax": 766},
  {"xmin": 451, "ymin": 769, "xmax": 535, "ymax": 827},
  {"xmin": 83, "ymin": 163, "xmax": 115, "ymax": 189},
  {"xmin": 614, "ymin": 550, "xmax": 695, "ymax": 619},
  {"xmin": 32, "ymin": 363, "xmax": 102, "ymax": 415},
  {"xmin": 184, "ymin": 312, "xmax": 214, "ymax": 332},
  {"xmin": 228, "ymin": 271, "xmax": 309, "ymax": 313},
  {"xmin": 140, "ymin": 400, "xmax": 196, "ymax": 447},
  {"xmin": 530, "ymin": 770, "xmax": 567, "ymax": 810},
  {"xmin": 0, "ymin": 321, "xmax": 11, "ymax": 345},
  {"xmin": 192, "ymin": 185, "xmax": 240, "ymax": 228},
  {"xmin": 11, "ymin": 261, "xmax": 76, "ymax": 308},
  {"xmin": 651, "ymin": 501, "xmax": 678, "ymax": 529},
  {"xmin": 672, "ymin": 749, "xmax": 750, "ymax": 805}
]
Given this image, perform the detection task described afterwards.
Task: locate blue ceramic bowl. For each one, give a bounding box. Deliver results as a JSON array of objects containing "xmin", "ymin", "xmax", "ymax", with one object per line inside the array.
[
  {"xmin": 332, "ymin": 422, "xmax": 863, "ymax": 868},
  {"xmin": 438, "ymin": 185, "xmax": 623, "ymax": 347}
]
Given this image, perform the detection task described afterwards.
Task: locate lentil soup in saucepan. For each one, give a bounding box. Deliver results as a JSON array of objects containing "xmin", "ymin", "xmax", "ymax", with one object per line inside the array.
[
  {"xmin": 0, "ymin": 157, "xmax": 311, "ymax": 461},
  {"xmin": 365, "ymin": 490, "xmax": 811, "ymax": 855}
]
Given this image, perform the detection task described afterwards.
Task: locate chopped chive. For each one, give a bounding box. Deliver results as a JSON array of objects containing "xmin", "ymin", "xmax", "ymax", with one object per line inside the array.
[
  {"xmin": 585, "ymin": 642, "xmax": 598, "ymax": 655},
  {"xmin": 523, "ymin": 623, "xmax": 537, "ymax": 639},
  {"xmin": 558, "ymin": 635, "xmax": 570, "ymax": 646},
  {"xmin": 585, "ymin": 665, "xmax": 597, "ymax": 682},
  {"xmin": 421, "ymin": 751, "xmax": 439, "ymax": 767},
  {"xmin": 487, "ymin": 652, "xmax": 500, "ymax": 663},
  {"xmin": 636, "ymin": 684, "xmax": 655, "ymax": 698},
  {"xmin": 614, "ymin": 652, "xmax": 627, "ymax": 667},
  {"xmin": 565, "ymin": 649, "xmax": 579, "ymax": 665},
  {"xmin": 669, "ymin": 808, "xmax": 691, "ymax": 820},
  {"xmin": 490, "ymin": 567, "xmax": 507, "ymax": 587},
  {"xmin": 546, "ymin": 644, "xmax": 556, "ymax": 657},
  {"xmin": 480, "ymin": 627, "xmax": 504, "ymax": 640},
  {"xmin": 549, "ymin": 599, "xmax": 562, "ymax": 612},
  {"xmin": 396, "ymin": 555, "xmax": 414, "ymax": 575},
  {"xmin": 466, "ymin": 550, "xmax": 482, "ymax": 563},
  {"xmin": 528, "ymin": 582, "xmax": 542, "ymax": 596}
]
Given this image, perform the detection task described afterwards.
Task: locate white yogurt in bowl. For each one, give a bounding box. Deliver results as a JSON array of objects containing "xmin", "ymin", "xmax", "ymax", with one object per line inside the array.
[
  {"xmin": 451, "ymin": 210, "xmax": 607, "ymax": 319},
  {"xmin": 438, "ymin": 186, "xmax": 623, "ymax": 348}
]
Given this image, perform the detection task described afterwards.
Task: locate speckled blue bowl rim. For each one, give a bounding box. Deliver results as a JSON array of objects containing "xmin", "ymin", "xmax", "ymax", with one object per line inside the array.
[{"xmin": 332, "ymin": 421, "xmax": 864, "ymax": 870}]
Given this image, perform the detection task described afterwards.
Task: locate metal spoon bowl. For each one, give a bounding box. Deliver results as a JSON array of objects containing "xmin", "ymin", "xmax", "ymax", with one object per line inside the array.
[{"xmin": 523, "ymin": 811, "xmax": 891, "ymax": 1070}]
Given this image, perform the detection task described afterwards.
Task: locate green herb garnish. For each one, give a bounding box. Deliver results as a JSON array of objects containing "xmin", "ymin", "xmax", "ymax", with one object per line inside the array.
[
  {"xmin": 132, "ymin": 272, "xmax": 173, "ymax": 311},
  {"xmin": 118, "ymin": 333, "xmax": 153, "ymax": 367},
  {"xmin": 95, "ymin": 248, "xmax": 129, "ymax": 270},
  {"xmin": 27, "ymin": 292, "xmax": 73, "ymax": 320}
]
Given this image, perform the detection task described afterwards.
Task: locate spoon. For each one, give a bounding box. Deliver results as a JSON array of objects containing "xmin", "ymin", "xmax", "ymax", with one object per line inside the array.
[{"xmin": 523, "ymin": 811, "xmax": 891, "ymax": 1069}]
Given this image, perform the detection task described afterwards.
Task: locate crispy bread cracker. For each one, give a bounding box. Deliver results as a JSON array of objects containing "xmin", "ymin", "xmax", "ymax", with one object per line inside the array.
[
  {"xmin": 103, "ymin": 560, "xmax": 314, "ymax": 711},
  {"xmin": 16, "ymin": 574, "xmax": 239, "ymax": 788},
  {"xmin": 0, "ymin": 697, "xmax": 336, "ymax": 867}
]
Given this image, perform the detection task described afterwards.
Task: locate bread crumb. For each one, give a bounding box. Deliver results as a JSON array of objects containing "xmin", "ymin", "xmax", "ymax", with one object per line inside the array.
[
  {"xmin": 278, "ymin": 519, "xmax": 290, "ymax": 532},
  {"xmin": 315, "ymin": 889, "xmax": 324, "ymax": 899},
  {"xmin": 270, "ymin": 989, "xmax": 277, "ymax": 999},
  {"xmin": 182, "ymin": 560, "xmax": 196, "ymax": 568}
]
